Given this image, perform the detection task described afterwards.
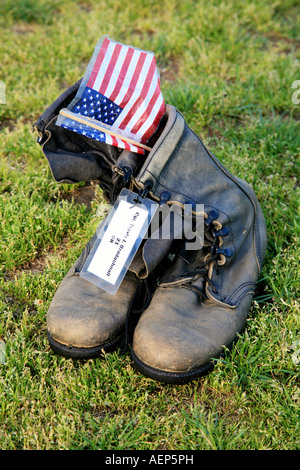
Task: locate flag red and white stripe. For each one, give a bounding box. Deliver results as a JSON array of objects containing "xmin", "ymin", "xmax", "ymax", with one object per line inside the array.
[{"xmin": 86, "ymin": 36, "xmax": 165, "ymax": 149}]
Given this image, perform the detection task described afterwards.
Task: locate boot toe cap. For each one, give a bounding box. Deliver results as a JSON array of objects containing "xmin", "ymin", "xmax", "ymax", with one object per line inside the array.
[
  {"xmin": 132, "ymin": 287, "xmax": 251, "ymax": 378},
  {"xmin": 47, "ymin": 273, "xmax": 136, "ymax": 349}
]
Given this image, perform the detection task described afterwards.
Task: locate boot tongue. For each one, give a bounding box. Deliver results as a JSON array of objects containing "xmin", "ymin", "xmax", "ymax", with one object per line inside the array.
[{"xmin": 159, "ymin": 242, "xmax": 209, "ymax": 286}]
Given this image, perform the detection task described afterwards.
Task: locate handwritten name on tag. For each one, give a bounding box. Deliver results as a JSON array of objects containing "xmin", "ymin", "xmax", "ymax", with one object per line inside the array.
[
  {"xmin": 80, "ymin": 189, "xmax": 158, "ymax": 294},
  {"xmin": 87, "ymin": 200, "xmax": 148, "ymax": 284}
]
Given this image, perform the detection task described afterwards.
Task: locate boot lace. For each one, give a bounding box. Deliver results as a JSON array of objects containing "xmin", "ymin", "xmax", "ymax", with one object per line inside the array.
[
  {"xmin": 163, "ymin": 210, "xmax": 231, "ymax": 301},
  {"xmin": 110, "ymin": 166, "xmax": 133, "ymax": 204}
]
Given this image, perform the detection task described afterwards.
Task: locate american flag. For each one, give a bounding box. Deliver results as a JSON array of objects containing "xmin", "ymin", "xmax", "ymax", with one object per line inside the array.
[{"xmin": 57, "ymin": 36, "xmax": 165, "ymax": 154}]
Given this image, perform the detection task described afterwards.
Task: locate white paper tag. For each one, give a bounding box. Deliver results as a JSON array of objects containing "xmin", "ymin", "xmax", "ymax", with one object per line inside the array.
[
  {"xmin": 87, "ymin": 199, "xmax": 149, "ymax": 285},
  {"xmin": 80, "ymin": 189, "xmax": 158, "ymax": 295}
]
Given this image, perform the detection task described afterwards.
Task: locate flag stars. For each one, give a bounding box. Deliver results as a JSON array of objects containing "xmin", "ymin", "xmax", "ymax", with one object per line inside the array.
[{"xmin": 68, "ymin": 86, "xmax": 123, "ymax": 141}]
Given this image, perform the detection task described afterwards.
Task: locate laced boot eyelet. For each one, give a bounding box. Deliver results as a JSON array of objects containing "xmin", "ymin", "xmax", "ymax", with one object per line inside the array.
[
  {"xmin": 184, "ymin": 199, "xmax": 196, "ymax": 215},
  {"xmin": 121, "ymin": 166, "xmax": 132, "ymax": 182},
  {"xmin": 213, "ymin": 227, "xmax": 229, "ymax": 238},
  {"xmin": 205, "ymin": 210, "xmax": 219, "ymax": 226},
  {"xmin": 216, "ymin": 247, "xmax": 232, "ymax": 258},
  {"xmin": 136, "ymin": 180, "xmax": 153, "ymax": 201},
  {"xmin": 159, "ymin": 191, "xmax": 171, "ymax": 206}
]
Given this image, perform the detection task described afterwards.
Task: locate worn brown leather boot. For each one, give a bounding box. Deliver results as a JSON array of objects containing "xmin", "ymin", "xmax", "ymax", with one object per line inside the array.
[
  {"xmin": 34, "ymin": 83, "xmax": 159, "ymax": 358},
  {"xmin": 128, "ymin": 105, "xmax": 267, "ymax": 383},
  {"xmin": 36, "ymin": 92, "xmax": 267, "ymax": 373},
  {"xmin": 46, "ymin": 234, "xmax": 152, "ymax": 358}
]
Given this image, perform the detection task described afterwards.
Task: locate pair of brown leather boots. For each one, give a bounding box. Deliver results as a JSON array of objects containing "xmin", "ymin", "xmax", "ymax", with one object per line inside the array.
[{"xmin": 34, "ymin": 82, "xmax": 267, "ymax": 384}]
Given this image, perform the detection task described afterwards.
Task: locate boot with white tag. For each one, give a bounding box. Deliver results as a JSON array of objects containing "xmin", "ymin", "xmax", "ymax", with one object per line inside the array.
[
  {"xmin": 45, "ymin": 183, "xmax": 177, "ymax": 358},
  {"xmin": 47, "ymin": 233, "xmax": 153, "ymax": 358},
  {"xmin": 36, "ymin": 89, "xmax": 267, "ymax": 372},
  {"xmin": 34, "ymin": 82, "xmax": 163, "ymax": 358},
  {"xmin": 35, "ymin": 83, "xmax": 182, "ymax": 359}
]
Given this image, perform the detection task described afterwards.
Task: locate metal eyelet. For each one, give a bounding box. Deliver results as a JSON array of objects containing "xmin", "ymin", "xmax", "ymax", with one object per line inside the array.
[
  {"xmin": 159, "ymin": 191, "xmax": 171, "ymax": 206},
  {"xmin": 213, "ymin": 227, "xmax": 229, "ymax": 238},
  {"xmin": 205, "ymin": 210, "xmax": 219, "ymax": 226}
]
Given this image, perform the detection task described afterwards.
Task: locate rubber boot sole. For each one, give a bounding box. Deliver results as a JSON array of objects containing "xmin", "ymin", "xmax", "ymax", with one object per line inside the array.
[
  {"xmin": 48, "ymin": 331, "xmax": 124, "ymax": 359},
  {"xmin": 131, "ymin": 337, "xmax": 237, "ymax": 384},
  {"xmin": 131, "ymin": 348, "xmax": 214, "ymax": 384}
]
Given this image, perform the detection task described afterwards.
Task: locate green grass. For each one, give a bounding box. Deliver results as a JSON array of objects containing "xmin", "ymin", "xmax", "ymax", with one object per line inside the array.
[{"xmin": 0, "ymin": 0, "xmax": 299, "ymax": 451}]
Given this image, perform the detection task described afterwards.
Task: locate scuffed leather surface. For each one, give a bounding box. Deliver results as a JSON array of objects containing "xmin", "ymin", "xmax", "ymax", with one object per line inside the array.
[
  {"xmin": 34, "ymin": 79, "xmax": 82, "ymax": 137},
  {"xmin": 133, "ymin": 286, "xmax": 253, "ymax": 372},
  {"xmin": 135, "ymin": 104, "xmax": 267, "ymax": 305},
  {"xmin": 41, "ymin": 117, "xmax": 117, "ymax": 184},
  {"xmin": 132, "ymin": 105, "xmax": 267, "ymax": 374},
  {"xmin": 34, "ymin": 80, "xmax": 120, "ymax": 187},
  {"xmin": 47, "ymin": 237, "xmax": 138, "ymax": 348}
]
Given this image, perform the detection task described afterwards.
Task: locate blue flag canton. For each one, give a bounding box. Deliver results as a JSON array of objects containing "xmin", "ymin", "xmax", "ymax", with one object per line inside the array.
[
  {"xmin": 71, "ymin": 86, "xmax": 123, "ymax": 125},
  {"xmin": 60, "ymin": 87, "xmax": 124, "ymax": 142}
]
